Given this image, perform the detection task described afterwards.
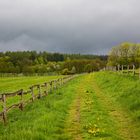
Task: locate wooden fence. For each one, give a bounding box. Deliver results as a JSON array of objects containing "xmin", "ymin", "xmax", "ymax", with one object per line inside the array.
[
  {"xmin": 0, "ymin": 75, "xmax": 75, "ymax": 125},
  {"xmin": 117, "ymin": 65, "xmax": 140, "ymax": 79},
  {"xmin": 104, "ymin": 65, "xmax": 140, "ymax": 79}
]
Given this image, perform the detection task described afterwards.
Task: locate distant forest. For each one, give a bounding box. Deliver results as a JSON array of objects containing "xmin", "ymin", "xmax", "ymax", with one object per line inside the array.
[{"xmin": 0, "ymin": 51, "xmax": 107, "ymax": 74}]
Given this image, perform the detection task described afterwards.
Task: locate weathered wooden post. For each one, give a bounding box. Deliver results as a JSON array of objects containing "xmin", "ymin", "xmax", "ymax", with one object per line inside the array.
[
  {"xmin": 54, "ymin": 80, "xmax": 57, "ymax": 89},
  {"xmin": 44, "ymin": 82, "xmax": 48, "ymax": 95},
  {"xmin": 56, "ymin": 79, "xmax": 58, "ymax": 88},
  {"xmin": 2, "ymin": 94, "xmax": 7, "ymax": 124},
  {"xmin": 127, "ymin": 65, "xmax": 129, "ymax": 74},
  {"xmin": 62, "ymin": 78, "xmax": 64, "ymax": 85},
  {"xmin": 50, "ymin": 81, "xmax": 53, "ymax": 93},
  {"xmin": 139, "ymin": 66, "xmax": 140, "ymax": 79},
  {"xmin": 55, "ymin": 80, "xmax": 57, "ymax": 89},
  {"xmin": 19, "ymin": 89, "xmax": 24, "ymax": 111},
  {"xmin": 121, "ymin": 65, "xmax": 124, "ymax": 73},
  {"xmin": 38, "ymin": 85, "xmax": 41, "ymax": 99},
  {"xmin": 56, "ymin": 79, "xmax": 58, "ymax": 89},
  {"xmin": 60, "ymin": 78, "xmax": 62, "ymax": 86},
  {"xmin": 133, "ymin": 64, "xmax": 135, "ymax": 76},
  {"xmin": 57, "ymin": 79, "xmax": 59, "ymax": 88},
  {"xmin": 30, "ymin": 87, "xmax": 35, "ymax": 102}
]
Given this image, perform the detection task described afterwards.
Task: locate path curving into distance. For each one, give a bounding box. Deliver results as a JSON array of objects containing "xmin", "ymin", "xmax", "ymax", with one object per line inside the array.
[{"xmin": 64, "ymin": 73, "xmax": 138, "ymax": 140}]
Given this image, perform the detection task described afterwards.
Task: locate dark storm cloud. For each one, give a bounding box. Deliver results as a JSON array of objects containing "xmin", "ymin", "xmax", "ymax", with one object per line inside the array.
[{"xmin": 0, "ymin": 0, "xmax": 140, "ymax": 54}]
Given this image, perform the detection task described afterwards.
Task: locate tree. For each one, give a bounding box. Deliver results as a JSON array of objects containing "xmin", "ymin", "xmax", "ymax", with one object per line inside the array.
[
  {"xmin": 62, "ymin": 68, "xmax": 70, "ymax": 75},
  {"xmin": 71, "ymin": 66, "xmax": 76, "ymax": 74},
  {"xmin": 108, "ymin": 42, "xmax": 140, "ymax": 68},
  {"xmin": 84, "ymin": 64, "xmax": 93, "ymax": 73}
]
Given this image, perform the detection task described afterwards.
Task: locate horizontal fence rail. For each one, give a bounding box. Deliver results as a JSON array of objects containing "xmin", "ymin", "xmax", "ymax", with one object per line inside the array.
[
  {"xmin": 104, "ymin": 65, "xmax": 140, "ymax": 79},
  {"xmin": 0, "ymin": 75, "xmax": 76, "ymax": 125}
]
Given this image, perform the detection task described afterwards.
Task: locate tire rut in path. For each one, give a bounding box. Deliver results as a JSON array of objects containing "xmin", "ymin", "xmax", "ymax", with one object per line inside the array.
[{"xmin": 64, "ymin": 81, "xmax": 84, "ymax": 140}]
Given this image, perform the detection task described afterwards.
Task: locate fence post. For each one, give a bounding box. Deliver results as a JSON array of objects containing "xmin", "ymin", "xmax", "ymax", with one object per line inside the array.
[
  {"xmin": 122, "ymin": 65, "xmax": 124, "ymax": 73},
  {"xmin": 38, "ymin": 85, "xmax": 41, "ymax": 99},
  {"xmin": 139, "ymin": 66, "xmax": 140, "ymax": 79},
  {"xmin": 54, "ymin": 80, "xmax": 56, "ymax": 89},
  {"xmin": 127, "ymin": 65, "xmax": 129, "ymax": 74},
  {"xmin": 19, "ymin": 89, "xmax": 23, "ymax": 111},
  {"xmin": 30, "ymin": 87, "xmax": 34, "ymax": 102},
  {"xmin": 45, "ymin": 83, "xmax": 48, "ymax": 95},
  {"xmin": 2, "ymin": 94, "xmax": 7, "ymax": 124},
  {"xmin": 50, "ymin": 81, "xmax": 52, "ymax": 93},
  {"xmin": 56, "ymin": 80, "xmax": 58, "ymax": 89},
  {"xmin": 133, "ymin": 64, "xmax": 135, "ymax": 75}
]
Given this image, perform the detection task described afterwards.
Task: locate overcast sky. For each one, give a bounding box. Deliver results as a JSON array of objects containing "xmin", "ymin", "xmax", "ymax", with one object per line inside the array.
[{"xmin": 0, "ymin": 0, "xmax": 140, "ymax": 54}]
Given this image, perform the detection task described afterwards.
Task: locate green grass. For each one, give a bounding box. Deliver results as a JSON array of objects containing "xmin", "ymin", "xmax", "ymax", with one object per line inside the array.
[
  {"xmin": 0, "ymin": 76, "xmax": 82, "ymax": 140},
  {"xmin": 0, "ymin": 75, "xmax": 63, "ymax": 93},
  {"xmin": 94, "ymin": 72, "xmax": 140, "ymax": 137},
  {"xmin": 80, "ymin": 74, "xmax": 121, "ymax": 140},
  {"xmin": 64, "ymin": 74, "xmax": 122, "ymax": 140},
  {"xmin": 0, "ymin": 75, "xmax": 64, "ymax": 112},
  {"xmin": 0, "ymin": 73, "xmax": 139, "ymax": 140}
]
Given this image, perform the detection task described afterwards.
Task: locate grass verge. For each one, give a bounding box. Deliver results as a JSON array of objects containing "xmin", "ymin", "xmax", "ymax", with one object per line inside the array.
[
  {"xmin": 0, "ymin": 76, "xmax": 81, "ymax": 140},
  {"xmin": 94, "ymin": 72, "xmax": 140, "ymax": 139}
]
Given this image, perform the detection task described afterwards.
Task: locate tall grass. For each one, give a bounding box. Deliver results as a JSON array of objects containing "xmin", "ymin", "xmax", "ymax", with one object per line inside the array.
[
  {"xmin": 94, "ymin": 72, "xmax": 140, "ymax": 124},
  {"xmin": 0, "ymin": 76, "xmax": 82, "ymax": 140}
]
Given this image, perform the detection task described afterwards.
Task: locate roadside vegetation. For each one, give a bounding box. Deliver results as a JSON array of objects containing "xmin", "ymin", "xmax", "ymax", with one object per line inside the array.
[
  {"xmin": 0, "ymin": 73, "xmax": 139, "ymax": 140},
  {"xmin": 95, "ymin": 72, "xmax": 140, "ymax": 138},
  {"xmin": 0, "ymin": 76, "xmax": 82, "ymax": 140}
]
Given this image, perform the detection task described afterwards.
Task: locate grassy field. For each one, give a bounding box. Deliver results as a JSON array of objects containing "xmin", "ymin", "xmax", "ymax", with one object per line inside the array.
[
  {"xmin": 0, "ymin": 73, "xmax": 139, "ymax": 140},
  {"xmin": 0, "ymin": 75, "xmax": 63, "ymax": 93},
  {"xmin": 0, "ymin": 75, "xmax": 63, "ymax": 112}
]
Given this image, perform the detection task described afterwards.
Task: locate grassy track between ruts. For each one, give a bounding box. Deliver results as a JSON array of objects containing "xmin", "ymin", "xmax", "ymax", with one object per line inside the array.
[
  {"xmin": 65, "ymin": 74, "xmax": 122, "ymax": 140},
  {"xmin": 65, "ymin": 73, "xmax": 140, "ymax": 140}
]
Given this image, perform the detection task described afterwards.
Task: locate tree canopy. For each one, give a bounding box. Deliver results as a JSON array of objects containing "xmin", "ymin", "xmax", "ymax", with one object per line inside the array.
[
  {"xmin": 0, "ymin": 51, "xmax": 106, "ymax": 74},
  {"xmin": 108, "ymin": 42, "xmax": 140, "ymax": 67}
]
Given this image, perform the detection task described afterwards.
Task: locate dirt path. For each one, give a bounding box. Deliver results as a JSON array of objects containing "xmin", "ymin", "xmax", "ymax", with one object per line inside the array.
[
  {"xmin": 92, "ymin": 74, "xmax": 138, "ymax": 140},
  {"xmin": 64, "ymin": 74, "xmax": 138, "ymax": 140}
]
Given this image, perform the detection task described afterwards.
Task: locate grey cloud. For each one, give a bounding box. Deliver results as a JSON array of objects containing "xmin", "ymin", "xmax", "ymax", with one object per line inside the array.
[{"xmin": 0, "ymin": 0, "xmax": 140, "ymax": 54}]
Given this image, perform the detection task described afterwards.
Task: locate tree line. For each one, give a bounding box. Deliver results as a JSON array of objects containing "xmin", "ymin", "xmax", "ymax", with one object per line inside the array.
[
  {"xmin": 0, "ymin": 51, "xmax": 107, "ymax": 74},
  {"xmin": 108, "ymin": 42, "xmax": 140, "ymax": 68}
]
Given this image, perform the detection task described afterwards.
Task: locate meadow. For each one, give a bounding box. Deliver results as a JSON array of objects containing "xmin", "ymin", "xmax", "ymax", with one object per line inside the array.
[
  {"xmin": 0, "ymin": 72, "xmax": 139, "ymax": 140},
  {"xmin": 0, "ymin": 75, "xmax": 63, "ymax": 93}
]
